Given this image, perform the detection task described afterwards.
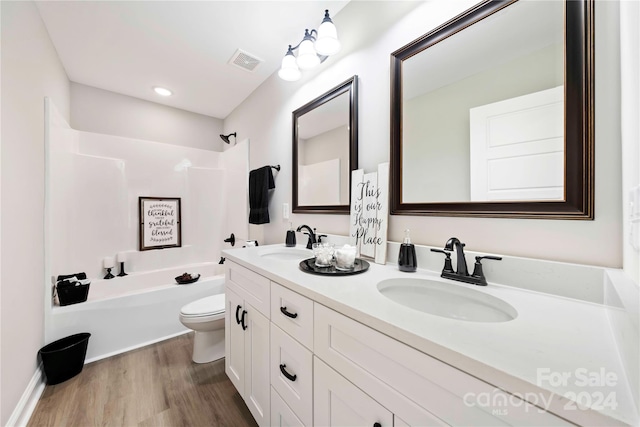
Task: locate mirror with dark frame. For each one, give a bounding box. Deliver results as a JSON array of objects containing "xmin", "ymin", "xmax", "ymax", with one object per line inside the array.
[
  {"xmin": 390, "ymin": 0, "xmax": 593, "ymax": 219},
  {"xmin": 293, "ymin": 75, "xmax": 358, "ymax": 214}
]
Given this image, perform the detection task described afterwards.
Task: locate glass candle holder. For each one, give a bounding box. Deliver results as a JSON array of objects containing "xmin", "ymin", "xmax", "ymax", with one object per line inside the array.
[
  {"xmin": 335, "ymin": 245, "xmax": 357, "ymax": 270},
  {"xmin": 312, "ymin": 243, "xmax": 334, "ymax": 267}
]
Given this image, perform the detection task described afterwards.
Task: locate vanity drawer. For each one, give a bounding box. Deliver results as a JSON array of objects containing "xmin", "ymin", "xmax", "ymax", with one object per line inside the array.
[
  {"xmin": 225, "ymin": 261, "xmax": 270, "ymax": 317},
  {"xmin": 270, "ymin": 323, "xmax": 313, "ymax": 426},
  {"xmin": 271, "ymin": 282, "xmax": 313, "ymax": 350},
  {"xmin": 314, "ymin": 303, "xmax": 570, "ymax": 426}
]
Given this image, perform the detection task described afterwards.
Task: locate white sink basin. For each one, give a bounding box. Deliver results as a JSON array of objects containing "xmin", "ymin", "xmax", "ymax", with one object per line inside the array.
[
  {"xmin": 258, "ymin": 247, "xmax": 312, "ymax": 261},
  {"xmin": 377, "ymin": 278, "xmax": 517, "ymax": 323}
]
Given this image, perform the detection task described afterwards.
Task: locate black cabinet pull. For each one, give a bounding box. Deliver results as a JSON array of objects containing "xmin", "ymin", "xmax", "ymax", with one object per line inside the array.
[
  {"xmin": 235, "ymin": 305, "xmax": 242, "ymax": 325},
  {"xmin": 280, "ymin": 306, "xmax": 298, "ymax": 319},
  {"xmin": 240, "ymin": 310, "xmax": 248, "ymax": 330},
  {"xmin": 373, "ymin": 423, "xmax": 381, "ymax": 427},
  {"xmin": 279, "ymin": 364, "xmax": 297, "ymax": 382}
]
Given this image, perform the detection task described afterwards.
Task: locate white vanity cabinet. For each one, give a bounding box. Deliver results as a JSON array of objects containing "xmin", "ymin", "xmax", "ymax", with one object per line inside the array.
[
  {"xmin": 224, "ymin": 261, "xmax": 271, "ymax": 426},
  {"xmin": 314, "ymin": 304, "xmax": 570, "ymax": 427},
  {"xmin": 225, "ymin": 258, "xmax": 571, "ymax": 427}
]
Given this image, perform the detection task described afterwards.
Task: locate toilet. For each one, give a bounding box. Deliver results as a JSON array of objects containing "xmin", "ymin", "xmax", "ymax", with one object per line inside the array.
[{"xmin": 179, "ymin": 294, "xmax": 225, "ymax": 363}]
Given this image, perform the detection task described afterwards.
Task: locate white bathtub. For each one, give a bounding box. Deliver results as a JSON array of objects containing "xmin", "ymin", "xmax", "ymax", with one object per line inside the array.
[{"xmin": 49, "ymin": 262, "xmax": 225, "ymax": 362}]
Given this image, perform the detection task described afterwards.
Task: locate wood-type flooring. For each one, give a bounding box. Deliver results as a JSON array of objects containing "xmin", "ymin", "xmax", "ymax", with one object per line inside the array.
[{"xmin": 27, "ymin": 334, "xmax": 257, "ymax": 427}]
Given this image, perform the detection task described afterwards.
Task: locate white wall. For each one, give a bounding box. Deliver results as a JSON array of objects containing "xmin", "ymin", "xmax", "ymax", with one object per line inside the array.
[
  {"xmin": 71, "ymin": 82, "xmax": 225, "ymax": 151},
  {"xmin": 621, "ymin": 0, "xmax": 640, "ymax": 283},
  {"xmin": 0, "ymin": 2, "xmax": 70, "ymax": 424},
  {"xmin": 224, "ymin": 0, "xmax": 622, "ymax": 268}
]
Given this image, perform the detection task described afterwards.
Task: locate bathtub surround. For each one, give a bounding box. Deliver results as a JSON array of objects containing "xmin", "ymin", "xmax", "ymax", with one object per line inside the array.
[{"xmin": 46, "ymin": 100, "xmax": 241, "ymax": 281}]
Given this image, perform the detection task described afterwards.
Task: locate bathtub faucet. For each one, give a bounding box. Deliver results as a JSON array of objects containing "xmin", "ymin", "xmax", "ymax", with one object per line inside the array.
[{"xmin": 296, "ymin": 225, "xmax": 316, "ymax": 249}]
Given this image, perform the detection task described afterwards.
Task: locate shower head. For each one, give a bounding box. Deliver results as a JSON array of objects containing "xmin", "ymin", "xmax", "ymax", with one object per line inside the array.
[{"xmin": 220, "ymin": 132, "xmax": 237, "ymax": 144}]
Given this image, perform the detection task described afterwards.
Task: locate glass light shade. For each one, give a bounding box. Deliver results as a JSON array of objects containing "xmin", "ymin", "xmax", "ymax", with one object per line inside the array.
[
  {"xmin": 315, "ymin": 20, "xmax": 341, "ymax": 56},
  {"xmin": 278, "ymin": 53, "xmax": 301, "ymax": 81},
  {"xmin": 296, "ymin": 38, "xmax": 320, "ymax": 70}
]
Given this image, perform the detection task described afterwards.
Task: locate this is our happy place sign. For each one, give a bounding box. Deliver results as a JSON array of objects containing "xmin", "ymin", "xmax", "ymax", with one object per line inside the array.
[
  {"xmin": 349, "ymin": 162, "xmax": 389, "ymax": 264},
  {"xmin": 139, "ymin": 197, "xmax": 182, "ymax": 251}
]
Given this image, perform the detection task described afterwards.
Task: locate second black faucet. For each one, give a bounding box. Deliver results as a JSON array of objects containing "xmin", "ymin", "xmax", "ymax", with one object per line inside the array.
[{"xmin": 431, "ymin": 237, "xmax": 502, "ymax": 286}]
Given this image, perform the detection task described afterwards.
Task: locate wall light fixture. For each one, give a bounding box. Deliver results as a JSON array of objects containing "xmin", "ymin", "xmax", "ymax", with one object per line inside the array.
[{"xmin": 278, "ymin": 10, "xmax": 341, "ymax": 82}]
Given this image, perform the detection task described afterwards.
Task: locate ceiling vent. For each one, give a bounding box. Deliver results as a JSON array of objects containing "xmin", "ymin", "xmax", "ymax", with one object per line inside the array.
[{"xmin": 228, "ymin": 49, "xmax": 263, "ymax": 72}]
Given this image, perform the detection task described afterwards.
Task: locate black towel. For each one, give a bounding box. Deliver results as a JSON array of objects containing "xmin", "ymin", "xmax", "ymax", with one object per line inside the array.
[{"xmin": 249, "ymin": 166, "xmax": 275, "ymax": 224}]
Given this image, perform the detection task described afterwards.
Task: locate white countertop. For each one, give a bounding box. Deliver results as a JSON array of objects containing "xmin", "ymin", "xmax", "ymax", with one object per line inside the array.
[{"xmin": 222, "ymin": 244, "xmax": 637, "ymax": 426}]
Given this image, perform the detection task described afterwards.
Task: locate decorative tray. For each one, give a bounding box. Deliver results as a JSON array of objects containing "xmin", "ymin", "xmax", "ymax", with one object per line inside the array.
[
  {"xmin": 299, "ymin": 258, "xmax": 370, "ymax": 276},
  {"xmin": 175, "ymin": 273, "xmax": 201, "ymax": 285}
]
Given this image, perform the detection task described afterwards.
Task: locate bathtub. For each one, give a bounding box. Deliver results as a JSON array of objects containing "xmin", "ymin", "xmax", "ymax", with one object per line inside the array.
[{"xmin": 49, "ymin": 262, "xmax": 225, "ymax": 362}]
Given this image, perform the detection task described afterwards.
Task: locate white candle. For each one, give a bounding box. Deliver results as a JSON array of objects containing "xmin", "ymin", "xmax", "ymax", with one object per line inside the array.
[
  {"xmin": 103, "ymin": 257, "xmax": 115, "ymax": 268},
  {"xmin": 116, "ymin": 252, "xmax": 127, "ymax": 263}
]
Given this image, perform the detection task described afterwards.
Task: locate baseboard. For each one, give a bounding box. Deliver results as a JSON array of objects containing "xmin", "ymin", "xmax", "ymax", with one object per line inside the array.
[
  {"xmin": 84, "ymin": 329, "xmax": 191, "ymax": 364},
  {"xmin": 5, "ymin": 364, "xmax": 46, "ymax": 427}
]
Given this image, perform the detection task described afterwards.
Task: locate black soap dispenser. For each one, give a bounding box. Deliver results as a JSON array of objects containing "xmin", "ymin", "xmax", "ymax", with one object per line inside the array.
[
  {"xmin": 285, "ymin": 222, "xmax": 296, "ymax": 247},
  {"xmin": 398, "ymin": 229, "xmax": 417, "ymax": 272}
]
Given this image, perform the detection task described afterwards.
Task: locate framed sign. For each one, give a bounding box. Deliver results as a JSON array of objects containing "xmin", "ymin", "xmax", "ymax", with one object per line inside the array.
[
  {"xmin": 349, "ymin": 162, "xmax": 389, "ymax": 264},
  {"xmin": 139, "ymin": 197, "xmax": 182, "ymax": 251}
]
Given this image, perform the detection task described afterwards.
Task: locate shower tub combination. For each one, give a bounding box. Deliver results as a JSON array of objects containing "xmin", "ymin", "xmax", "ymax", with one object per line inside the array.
[{"xmin": 49, "ymin": 262, "xmax": 225, "ymax": 362}]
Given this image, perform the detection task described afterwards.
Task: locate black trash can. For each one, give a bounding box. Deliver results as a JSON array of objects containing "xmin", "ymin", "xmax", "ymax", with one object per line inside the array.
[{"xmin": 38, "ymin": 333, "xmax": 91, "ymax": 385}]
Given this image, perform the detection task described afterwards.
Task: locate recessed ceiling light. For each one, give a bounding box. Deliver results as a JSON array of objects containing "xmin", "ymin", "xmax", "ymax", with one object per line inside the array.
[{"xmin": 153, "ymin": 86, "xmax": 172, "ymax": 96}]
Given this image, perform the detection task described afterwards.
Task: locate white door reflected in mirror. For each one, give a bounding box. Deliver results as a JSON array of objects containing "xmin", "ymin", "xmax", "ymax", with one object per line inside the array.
[{"xmin": 400, "ymin": 0, "xmax": 564, "ymax": 204}]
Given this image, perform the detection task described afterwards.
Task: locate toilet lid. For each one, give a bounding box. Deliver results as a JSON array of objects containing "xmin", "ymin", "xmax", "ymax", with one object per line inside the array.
[{"xmin": 181, "ymin": 294, "xmax": 225, "ymax": 317}]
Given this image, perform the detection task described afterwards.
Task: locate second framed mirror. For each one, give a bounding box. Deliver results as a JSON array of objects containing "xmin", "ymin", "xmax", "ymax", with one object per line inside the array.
[
  {"xmin": 390, "ymin": 0, "xmax": 593, "ymax": 219},
  {"xmin": 292, "ymin": 75, "xmax": 358, "ymax": 214}
]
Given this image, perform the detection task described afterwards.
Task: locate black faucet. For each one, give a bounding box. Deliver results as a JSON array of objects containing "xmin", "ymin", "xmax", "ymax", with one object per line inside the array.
[
  {"xmin": 444, "ymin": 237, "xmax": 468, "ymax": 276},
  {"xmin": 296, "ymin": 225, "xmax": 317, "ymax": 249},
  {"xmin": 431, "ymin": 237, "xmax": 502, "ymax": 286}
]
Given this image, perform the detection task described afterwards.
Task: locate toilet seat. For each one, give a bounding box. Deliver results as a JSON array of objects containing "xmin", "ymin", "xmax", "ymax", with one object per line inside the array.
[{"xmin": 180, "ymin": 294, "xmax": 225, "ymax": 318}]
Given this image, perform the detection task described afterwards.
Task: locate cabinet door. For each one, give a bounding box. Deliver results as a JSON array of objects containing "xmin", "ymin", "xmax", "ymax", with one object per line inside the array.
[
  {"xmin": 244, "ymin": 303, "xmax": 271, "ymax": 426},
  {"xmin": 225, "ymin": 287, "xmax": 245, "ymax": 395},
  {"xmin": 314, "ymin": 357, "xmax": 393, "ymax": 427},
  {"xmin": 271, "ymin": 387, "xmax": 305, "ymax": 427}
]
